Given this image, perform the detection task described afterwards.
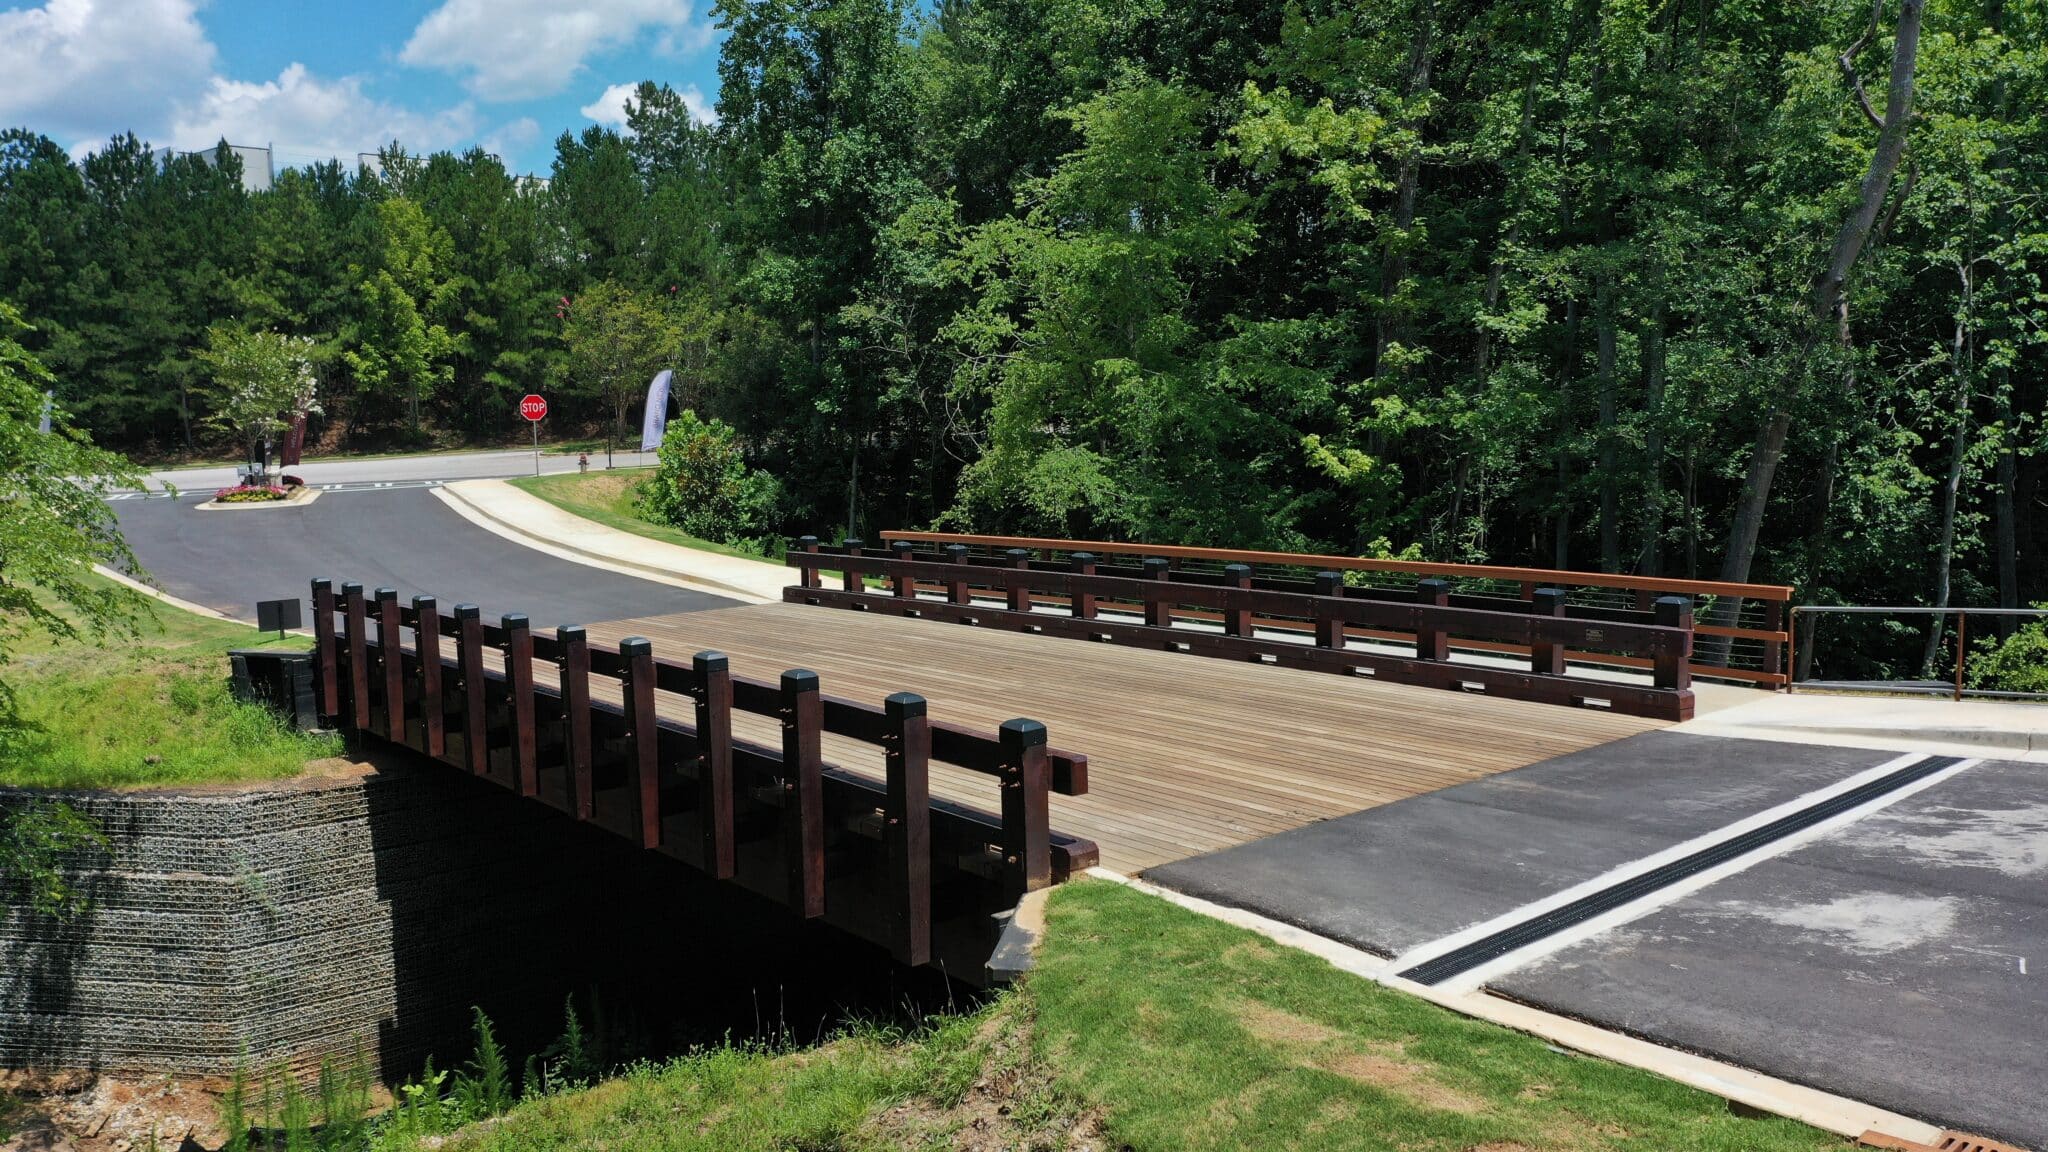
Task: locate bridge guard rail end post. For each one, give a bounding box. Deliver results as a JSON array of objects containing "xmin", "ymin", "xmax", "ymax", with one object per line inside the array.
[
  {"xmin": 342, "ymin": 582, "xmax": 370, "ymax": 732},
  {"xmin": 1653, "ymin": 596, "xmax": 1694, "ymax": 691},
  {"xmin": 557, "ymin": 626, "xmax": 593, "ymax": 820},
  {"xmin": 885, "ymin": 691, "xmax": 932, "ymax": 966},
  {"xmin": 694, "ymin": 650, "xmax": 735, "ymax": 879},
  {"xmin": 413, "ymin": 595, "xmax": 444, "ymax": 756},
  {"xmin": 311, "ymin": 579, "xmax": 338, "ymax": 720},
  {"xmin": 621, "ymin": 637, "xmax": 661, "ymax": 849},
  {"xmin": 999, "ymin": 718, "xmax": 1051, "ymax": 895},
  {"xmin": 503, "ymin": 614, "xmax": 537, "ymax": 796},
  {"xmin": 780, "ymin": 670, "xmax": 826, "ymax": 918},
  {"xmin": 375, "ymin": 588, "xmax": 405, "ymax": 744},
  {"xmin": 455, "ymin": 605, "xmax": 487, "ymax": 775},
  {"xmin": 1531, "ymin": 588, "xmax": 1568, "ymax": 676}
]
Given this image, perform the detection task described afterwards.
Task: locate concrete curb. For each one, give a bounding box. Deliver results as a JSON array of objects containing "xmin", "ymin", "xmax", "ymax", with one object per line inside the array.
[
  {"xmin": 194, "ymin": 487, "xmax": 322, "ymax": 512},
  {"xmin": 1081, "ymin": 869, "xmax": 1945, "ymax": 1147},
  {"xmin": 432, "ymin": 480, "xmax": 780, "ymax": 605}
]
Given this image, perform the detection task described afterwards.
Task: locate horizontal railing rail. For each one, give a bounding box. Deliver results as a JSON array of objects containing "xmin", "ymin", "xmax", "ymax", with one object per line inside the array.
[
  {"xmin": 1790, "ymin": 605, "xmax": 2048, "ymax": 702},
  {"xmin": 785, "ymin": 540, "xmax": 1696, "ymax": 721},
  {"xmin": 880, "ymin": 530, "xmax": 1787, "ymax": 687},
  {"xmin": 310, "ymin": 579, "xmax": 1096, "ymax": 973}
]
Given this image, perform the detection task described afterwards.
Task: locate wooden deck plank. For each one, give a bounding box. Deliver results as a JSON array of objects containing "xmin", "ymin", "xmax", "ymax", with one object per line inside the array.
[{"xmin": 585, "ymin": 602, "xmax": 1661, "ymax": 874}]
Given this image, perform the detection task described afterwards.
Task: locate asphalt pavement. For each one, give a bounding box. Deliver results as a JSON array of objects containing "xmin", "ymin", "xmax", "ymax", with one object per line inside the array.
[
  {"xmin": 113, "ymin": 485, "xmax": 732, "ymax": 630},
  {"xmin": 131, "ymin": 447, "xmax": 660, "ymax": 492},
  {"xmin": 1148, "ymin": 732, "xmax": 2047, "ymax": 1145}
]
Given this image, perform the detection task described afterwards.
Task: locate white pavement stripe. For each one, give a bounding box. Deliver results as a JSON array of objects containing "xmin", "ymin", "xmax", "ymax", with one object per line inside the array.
[{"xmin": 1386, "ymin": 752, "xmax": 1983, "ymax": 994}]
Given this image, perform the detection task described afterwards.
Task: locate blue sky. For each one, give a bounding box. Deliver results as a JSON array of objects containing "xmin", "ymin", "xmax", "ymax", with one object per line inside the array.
[{"xmin": 0, "ymin": 0, "xmax": 724, "ymax": 175}]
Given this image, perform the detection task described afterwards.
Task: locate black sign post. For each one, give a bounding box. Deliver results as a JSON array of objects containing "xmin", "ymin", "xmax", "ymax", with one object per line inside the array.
[{"xmin": 256, "ymin": 597, "xmax": 303, "ymax": 639}]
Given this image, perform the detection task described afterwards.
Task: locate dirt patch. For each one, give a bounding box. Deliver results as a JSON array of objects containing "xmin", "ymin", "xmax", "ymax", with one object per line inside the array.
[
  {"xmin": 1, "ymin": 1073, "xmax": 234, "ymax": 1152},
  {"xmin": 1231, "ymin": 1000, "xmax": 1342, "ymax": 1048},
  {"xmin": 863, "ymin": 1008, "xmax": 1105, "ymax": 1152},
  {"xmin": 562, "ymin": 471, "xmax": 644, "ymax": 507},
  {"xmin": 1230, "ymin": 1000, "xmax": 1488, "ymax": 1116}
]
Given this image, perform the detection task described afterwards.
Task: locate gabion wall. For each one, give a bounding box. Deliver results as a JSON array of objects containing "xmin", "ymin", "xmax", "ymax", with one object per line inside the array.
[{"xmin": 0, "ymin": 762, "xmax": 641, "ymax": 1081}]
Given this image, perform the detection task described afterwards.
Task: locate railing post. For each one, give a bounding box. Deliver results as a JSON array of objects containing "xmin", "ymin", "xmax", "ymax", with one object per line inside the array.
[
  {"xmin": 1143, "ymin": 558, "xmax": 1172, "ymax": 628},
  {"xmin": 1222, "ymin": 563, "xmax": 1253, "ymax": 638},
  {"xmin": 1762, "ymin": 599, "xmax": 1786, "ymax": 682},
  {"xmin": 1005, "ymin": 548, "xmax": 1032, "ymax": 613},
  {"xmin": 884, "ymin": 692, "xmax": 932, "ymax": 966},
  {"xmin": 841, "ymin": 538, "xmax": 866, "ymax": 593},
  {"xmin": 944, "ymin": 544, "xmax": 971, "ymax": 604},
  {"xmin": 1314, "ymin": 571, "xmax": 1345, "ymax": 649},
  {"xmin": 694, "ymin": 651, "xmax": 735, "ymax": 879},
  {"xmin": 1531, "ymin": 587, "xmax": 1568, "ymax": 675},
  {"xmin": 620, "ymin": 637, "xmax": 661, "ymax": 849},
  {"xmin": 1070, "ymin": 552, "xmax": 1097, "ymax": 619},
  {"xmin": 1653, "ymin": 596, "xmax": 1694, "ymax": 690},
  {"xmin": 413, "ymin": 596, "xmax": 444, "ymax": 756},
  {"xmin": 456, "ymin": 604, "xmax": 487, "ymax": 775},
  {"xmin": 798, "ymin": 535, "xmax": 820, "ymax": 589},
  {"xmin": 375, "ymin": 589, "xmax": 406, "ymax": 743},
  {"xmin": 342, "ymin": 582, "xmax": 370, "ymax": 731},
  {"xmin": 1954, "ymin": 611, "xmax": 1967, "ymax": 702},
  {"xmin": 502, "ymin": 614, "xmax": 537, "ymax": 796},
  {"xmin": 780, "ymin": 669, "xmax": 826, "ymax": 917},
  {"xmin": 1415, "ymin": 578, "xmax": 1451, "ymax": 661},
  {"xmin": 999, "ymin": 719, "xmax": 1051, "ymax": 895},
  {"xmin": 891, "ymin": 539, "xmax": 916, "ymax": 599},
  {"xmin": 557, "ymin": 626, "xmax": 592, "ymax": 821},
  {"xmin": 311, "ymin": 579, "xmax": 338, "ymax": 720}
]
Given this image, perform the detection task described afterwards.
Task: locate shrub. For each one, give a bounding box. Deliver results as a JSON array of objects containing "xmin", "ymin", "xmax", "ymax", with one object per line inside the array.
[
  {"xmin": 213, "ymin": 484, "xmax": 288, "ymax": 503},
  {"xmin": 1968, "ymin": 611, "xmax": 2048, "ymax": 694},
  {"xmin": 638, "ymin": 410, "xmax": 780, "ymax": 549}
]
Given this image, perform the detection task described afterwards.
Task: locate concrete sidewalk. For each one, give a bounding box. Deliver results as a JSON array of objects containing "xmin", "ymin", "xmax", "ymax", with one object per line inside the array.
[
  {"xmin": 1678, "ymin": 690, "xmax": 2048, "ymax": 762},
  {"xmin": 434, "ymin": 478, "xmax": 791, "ymax": 605}
]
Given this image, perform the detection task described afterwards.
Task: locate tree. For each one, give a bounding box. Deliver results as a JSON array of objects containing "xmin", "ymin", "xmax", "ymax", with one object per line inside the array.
[
  {"xmin": 343, "ymin": 197, "xmax": 458, "ymax": 438},
  {"xmin": 196, "ymin": 327, "xmax": 322, "ymax": 479},
  {"xmin": 558, "ymin": 281, "xmax": 684, "ymax": 465}
]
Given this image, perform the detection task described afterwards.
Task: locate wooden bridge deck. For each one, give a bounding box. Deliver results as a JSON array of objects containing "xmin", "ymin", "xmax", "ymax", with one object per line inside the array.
[{"xmin": 586, "ymin": 602, "xmax": 1661, "ymax": 875}]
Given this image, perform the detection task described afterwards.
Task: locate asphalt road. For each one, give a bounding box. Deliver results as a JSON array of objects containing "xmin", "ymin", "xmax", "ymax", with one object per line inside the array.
[
  {"xmin": 132, "ymin": 447, "xmax": 661, "ymax": 493},
  {"xmin": 113, "ymin": 485, "xmax": 733, "ymax": 630},
  {"xmin": 1149, "ymin": 732, "xmax": 2047, "ymax": 1145}
]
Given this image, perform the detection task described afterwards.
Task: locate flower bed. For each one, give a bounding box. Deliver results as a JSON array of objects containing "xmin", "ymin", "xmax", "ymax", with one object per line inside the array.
[{"xmin": 212, "ymin": 483, "xmax": 288, "ymax": 503}]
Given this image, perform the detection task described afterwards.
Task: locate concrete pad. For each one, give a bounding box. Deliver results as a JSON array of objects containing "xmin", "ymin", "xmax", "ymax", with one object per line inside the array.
[
  {"xmin": 1146, "ymin": 731, "xmax": 1887, "ymax": 956},
  {"xmin": 1680, "ymin": 691, "xmax": 2048, "ymax": 762},
  {"xmin": 1495, "ymin": 759, "xmax": 2048, "ymax": 1148}
]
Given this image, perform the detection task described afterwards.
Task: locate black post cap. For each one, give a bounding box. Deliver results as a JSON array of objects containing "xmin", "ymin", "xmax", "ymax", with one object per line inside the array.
[
  {"xmin": 453, "ymin": 603, "xmax": 480, "ymax": 620},
  {"xmin": 885, "ymin": 691, "xmax": 927, "ymax": 718},
  {"xmin": 945, "ymin": 544, "xmax": 969, "ymax": 560},
  {"xmin": 556, "ymin": 625, "xmax": 586, "ymax": 642},
  {"xmin": 619, "ymin": 636, "xmax": 652, "ymax": 657},
  {"xmin": 892, "ymin": 540, "xmax": 916, "ymax": 554},
  {"xmin": 501, "ymin": 613, "xmax": 530, "ymax": 630},
  {"xmin": 693, "ymin": 650, "xmax": 729, "ymax": 671},
  {"xmin": 844, "ymin": 537, "xmax": 866, "ymax": 551},
  {"xmin": 1143, "ymin": 557, "xmax": 1170, "ymax": 574},
  {"xmin": 342, "ymin": 581, "xmax": 364, "ymax": 595},
  {"xmin": 1533, "ymin": 587, "xmax": 1568, "ymax": 609},
  {"xmin": 798, "ymin": 534, "xmax": 820, "ymax": 547},
  {"xmin": 999, "ymin": 717, "xmax": 1048, "ymax": 747},
  {"xmin": 311, "ymin": 577, "xmax": 332, "ymax": 591},
  {"xmin": 1005, "ymin": 548, "xmax": 1031, "ymax": 562},
  {"xmin": 412, "ymin": 594, "xmax": 437, "ymax": 610},
  {"xmin": 781, "ymin": 668, "xmax": 820, "ymax": 692},
  {"xmin": 1224, "ymin": 563, "xmax": 1252, "ymax": 579},
  {"xmin": 375, "ymin": 586, "xmax": 398, "ymax": 602}
]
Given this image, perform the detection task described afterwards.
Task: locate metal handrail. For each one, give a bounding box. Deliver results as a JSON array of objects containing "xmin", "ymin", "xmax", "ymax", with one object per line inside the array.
[{"xmin": 1788, "ymin": 605, "xmax": 2048, "ymax": 701}]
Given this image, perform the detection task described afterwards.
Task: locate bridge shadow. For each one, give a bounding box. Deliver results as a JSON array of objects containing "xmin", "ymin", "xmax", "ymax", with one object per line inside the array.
[{"xmin": 361, "ymin": 748, "xmax": 965, "ymax": 1082}]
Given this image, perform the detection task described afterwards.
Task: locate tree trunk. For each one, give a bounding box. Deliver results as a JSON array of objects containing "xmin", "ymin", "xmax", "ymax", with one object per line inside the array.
[
  {"xmin": 1638, "ymin": 303, "xmax": 1667, "ymax": 575},
  {"xmin": 1596, "ymin": 283, "xmax": 1619, "ymax": 572},
  {"xmin": 1995, "ymin": 414, "xmax": 2018, "ymax": 636},
  {"xmin": 1920, "ymin": 261, "xmax": 1973, "ymax": 676},
  {"xmin": 1376, "ymin": 0, "xmax": 1435, "ymax": 376},
  {"xmin": 1716, "ymin": 0, "xmax": 1924, "ymax": 589}
]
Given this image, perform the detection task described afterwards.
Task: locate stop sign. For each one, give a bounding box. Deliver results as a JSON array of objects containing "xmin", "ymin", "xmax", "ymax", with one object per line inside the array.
[{"xmin": 518, "ymin": 394, "xmax": 547, "ymax": 422}]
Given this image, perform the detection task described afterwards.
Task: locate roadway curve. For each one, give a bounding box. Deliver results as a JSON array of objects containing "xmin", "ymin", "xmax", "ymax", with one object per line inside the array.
[{"xmin": 113, "ymin": 483, "xmax": 733, "ymax": 631}]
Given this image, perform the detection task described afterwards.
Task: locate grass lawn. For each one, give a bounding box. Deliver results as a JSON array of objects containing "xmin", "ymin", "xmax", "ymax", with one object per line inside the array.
[
  {"xmin": 0, "ymin": 574, "xmax": 339, "ymax": 790},
  {"xmin": 390, "ymin": 880, "xmax": 1844, "ymax": 1152},
  {"xmin": 507, "ymin": 470, "xmax": 779, "ymax": 566}
]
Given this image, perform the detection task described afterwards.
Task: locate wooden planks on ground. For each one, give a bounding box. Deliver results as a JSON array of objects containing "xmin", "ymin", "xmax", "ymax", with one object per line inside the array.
[{"xmin": 585, "ymin": 602, "xmax": 1661, "ymax": 875}]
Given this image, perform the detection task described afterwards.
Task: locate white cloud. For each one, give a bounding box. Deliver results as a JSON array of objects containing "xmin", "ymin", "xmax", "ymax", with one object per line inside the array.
[
  {"xmin": 580, "ymin": 81, "xmax": 717, "ymax": 131},
  {"xmin": 402, "ymin": 0, "xmax": 704, "ymax": 101},
  {"xmin": 0, "ymin": 0, "xmax": 216, "ymax": 146},
  {"xmin": 480, "ymin": 116, "xmax": 542, "ymax": 165},
  {"xmin": 168, "ymin": 63, "xmax": 480, "ymax": 162}
]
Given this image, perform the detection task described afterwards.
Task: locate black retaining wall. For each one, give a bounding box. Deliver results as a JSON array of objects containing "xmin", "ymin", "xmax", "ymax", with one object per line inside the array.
[{"xmin": 1, "ymin": 756, "xmax": 945, "ymax": 1083}]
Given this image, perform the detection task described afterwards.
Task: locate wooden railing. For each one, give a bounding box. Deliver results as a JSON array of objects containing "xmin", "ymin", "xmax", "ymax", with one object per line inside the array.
[
  {"xmin": 309, "ymin": 579, "xmax": 1096, "ymax": 976},
  {"xmin": 787, "ymin": 541, "xmax": 1697, "ymax": 721},
  {"xmin": 881, "ymin": 530, "xmax": 1789, "ymax": 688}
]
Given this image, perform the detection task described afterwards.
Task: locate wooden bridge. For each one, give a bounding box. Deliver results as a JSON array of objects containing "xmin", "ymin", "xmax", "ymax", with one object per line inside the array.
[{"xmin": 303, "ymin": 538, "xmax": 1781, "ymax": 977}]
